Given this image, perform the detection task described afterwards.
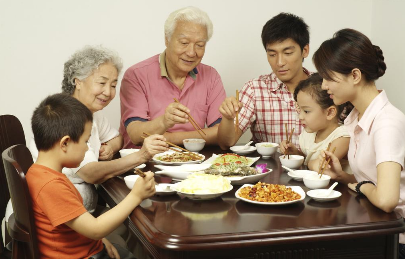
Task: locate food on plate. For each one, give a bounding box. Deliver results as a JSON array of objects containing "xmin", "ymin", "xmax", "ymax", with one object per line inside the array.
[
  {"xmin": 175, "ymin": 173, "xmax": 231, "ymax": 194},
  {"xmin": 238, "ymin": 182, "xmax": 301, "ymax": 202},
  {"xmin": 155, "ymin": 152, "xmax": 204, "ymax": 162},
  {"xmin": 204, "ymin": 163, "xmax": 268, "ymax": 177},
  {"xmin": 211, "ymin": 153, "xmax": 250, "ymax": 167}
]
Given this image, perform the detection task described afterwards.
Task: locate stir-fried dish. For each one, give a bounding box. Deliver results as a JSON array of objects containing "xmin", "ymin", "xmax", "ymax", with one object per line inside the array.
[
  {"xmin": 155, "ymin": 152, "xmax": 204, "ymax": 162},
  {"xmin": 238, "ymin": 182, "xmax": 301, "ymax": 202}
]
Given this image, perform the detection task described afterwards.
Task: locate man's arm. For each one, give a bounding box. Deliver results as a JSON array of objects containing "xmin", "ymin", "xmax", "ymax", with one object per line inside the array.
[{"xmin": 217, "ymin": 96, "xmax": 244, "ymax": 150}]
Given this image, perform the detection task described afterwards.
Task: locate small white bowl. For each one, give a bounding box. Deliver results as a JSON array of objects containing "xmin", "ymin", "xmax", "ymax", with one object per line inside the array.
[
  {"xmin": 255, "ymin": 142, "xmax": 278, "ymax": 158},
  {"xmin": 119, "ymin": 148, "xmax": 140, "ymax": 158},
  {"xmin": 279, "ymin": 155, "xmax": 304, "ymax": 169},
  {"xmin": 183, "ymin": 138, "xmax": 206, "ymax": 152},
  {"xmin": 303, "ymin": 174, "xmax": 331, "ymax": 189},
  {"xmin": 124, "ymin": 175, "xmax": 140, "ymax": 189}
]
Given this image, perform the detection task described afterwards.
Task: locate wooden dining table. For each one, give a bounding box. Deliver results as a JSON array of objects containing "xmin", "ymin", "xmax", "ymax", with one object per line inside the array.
[{"xmin": 99, "ymin": 146, "xmax": 405, "ymax": 259}]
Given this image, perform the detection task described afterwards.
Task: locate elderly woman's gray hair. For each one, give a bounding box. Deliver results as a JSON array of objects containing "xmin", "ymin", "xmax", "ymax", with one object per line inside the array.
[
  {"xmin": 62, "ymin": 46, "xmax": 123, "ymax": 95},
  {"xmin": 164, "ymin": 6, "xmax": 213, "ymax": 42}
]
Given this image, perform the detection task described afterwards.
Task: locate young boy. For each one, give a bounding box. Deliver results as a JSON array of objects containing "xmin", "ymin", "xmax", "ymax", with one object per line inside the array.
[
  {"xmin": 217, "ymin": 13, "xmax": 311, "ymax": 150},
  {"xmin": 27, "ymin": 93, "xmax": 155, "ymax": 258}
]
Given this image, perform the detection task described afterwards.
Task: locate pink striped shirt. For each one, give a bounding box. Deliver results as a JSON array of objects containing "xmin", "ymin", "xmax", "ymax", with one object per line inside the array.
[{"xmin": 238, "ymin": 69, "xmax": 310, "ymax": 147}]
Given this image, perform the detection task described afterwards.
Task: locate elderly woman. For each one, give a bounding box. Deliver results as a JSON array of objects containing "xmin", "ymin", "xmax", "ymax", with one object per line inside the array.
[{"xmin": 28, "ymin": 45, "xmax": 168, "ymax": 212}]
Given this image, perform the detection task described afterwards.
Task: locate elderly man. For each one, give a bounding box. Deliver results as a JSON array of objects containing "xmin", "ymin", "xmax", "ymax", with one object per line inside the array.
[{"xmin": 120, "ymin": 6, "xmax": 226, "ymax": 147}]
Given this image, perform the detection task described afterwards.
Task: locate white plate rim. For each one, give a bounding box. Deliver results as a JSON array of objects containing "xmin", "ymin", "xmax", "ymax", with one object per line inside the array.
[
  {"xmin": 224, "ymin": 169, "xmax": 273, "ymax": 182},
  {"xmin": 235, "ymin": 184, "xmax": 305, "ymax": 205},
  {"xmin": 153, "ymin": 151, "xmax": 205, "ymax": 165},
  {"xmin": 230, "ymin": 146, "xmax": 257, "ymax": 155},
  {"xmin": 155, "ymin": 183, "xmax": 177, "ymax": 195},
  {"xmin": 171, "ymin": 184, "xmax": 233, "ymax": 199},
  {"xmin": 306, "ymin": 190, "xmax": 342, "ymax": 201}
]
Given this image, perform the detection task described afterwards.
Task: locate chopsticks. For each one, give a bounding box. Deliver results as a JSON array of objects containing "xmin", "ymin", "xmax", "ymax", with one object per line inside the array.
[
  {"xmin": 134, "ymin": 168, "xmax": 146, "ymax": 178},
  {"xmin": 318, "ymin": 143, "xmax": 336, "ymax": 178},
  {"xmin": 173, "ymin": 98, "xmax": 206, "ymax": 139},
  {"xmin": 235, "ymin": 90, "xmax": 239, "ymax": 133},
  {"xmin": 141, "ymin": 132, "xmax": 200, "ymax": 160},
  {"xmin": 283, "ymin": 123, "xmax": 295, "ymax": 159}
]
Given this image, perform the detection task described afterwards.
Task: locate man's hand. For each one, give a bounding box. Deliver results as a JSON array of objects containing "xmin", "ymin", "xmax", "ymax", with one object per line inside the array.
[
  {"xmin": 219, "ymin": 97, "xmax": 242, "ymax": 121},
  {"xmin": 163, "ymin": 102, "xmax": 191, "ymax": 128}
]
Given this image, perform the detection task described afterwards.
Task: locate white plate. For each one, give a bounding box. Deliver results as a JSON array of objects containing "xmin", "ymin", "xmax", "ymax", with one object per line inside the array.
[
  {"xmin": 203, "ymin": 154, "xmax": 260, "ymax": 166},
  {"xmin": 155, "ymin": 183, "xmax": 177, "ymax": 196},
  {"xmin": 153, "ymin": 151, "xmax": 205, "ymax": 165},
  {"xmin": 230, "ymin": 146, "xmax": 257, "ymax": 155},
  {"xmin": 154, "ymin": 163, "xmax": 211, "ymax": 172},
  {"xmin": 225, "ymin": 169, "xmax": 273, "ymax": 185},
  {"xmin": 154, "ymin": 170, "xmax": 194, "ymax": 180},
  {"xmin": 171, "ymin": 184, "xmax": 233, "ymax": 200},
  {"xmin": 235, "ymin": 184, "xmax": 305, "ymax": 205},
  {"xmin": 307, "ymin": 190, "xmax": 342, "ymax": 202},
  {"xmin": 135, "ymin": 164, "xmax": 146, "ymax": 169},
  {"xmin": 287, "ymin": 170, "xmax": 318, "ymax": 181}
]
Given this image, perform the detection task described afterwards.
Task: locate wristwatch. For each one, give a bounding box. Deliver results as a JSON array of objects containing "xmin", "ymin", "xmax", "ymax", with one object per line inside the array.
[{"xmin": 355, "ymin": 181, "xmax": 375, "ymax": 195}]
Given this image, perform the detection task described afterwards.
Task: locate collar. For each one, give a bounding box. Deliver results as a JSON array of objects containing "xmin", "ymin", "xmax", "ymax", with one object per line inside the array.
[
  {"xmin": 345, "ymin": 90, "xmax": 388, "ymax": 135},
  {"xmin": 159, "ymin": 51, "xmax": 198, "ymax": 80},
  {"xmin": 269, "ymin": 67, "xmax": 311, "ymax": 92}
]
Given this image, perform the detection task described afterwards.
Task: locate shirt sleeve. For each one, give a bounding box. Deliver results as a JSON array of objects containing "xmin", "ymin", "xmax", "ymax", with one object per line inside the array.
[
  {"xmin": 120, "ymin": 68, "xmax": 150, "ymax": 122},
  {"xmin": 238, "ymin": 80, "xmax": 256, "ymax": 133},
  {"xmin": 37, "ymin": 179, "xmax": 87, "ymax": 227},
  {"xmin": 206, "ymin": 68, "xmax": 226, "ymax": 126},
  {"xmin": 93, "ymin": 112, "xmax": 119, "ymax": 143}
]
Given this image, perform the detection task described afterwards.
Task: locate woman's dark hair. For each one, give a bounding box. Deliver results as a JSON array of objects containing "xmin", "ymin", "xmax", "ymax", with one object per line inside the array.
[
  {"xmin": 294, "ymin": 73, "xmax": 353, "ymax": 123},
  {"xmin": 313, "ymin": 28, "xmax": 386, "ymax": 82},
  {"xmin": 261, "ymin": 12, "xmax": 309, "ymax": 50},
  {"xmin": 32, "ymin": 93, "xmax": 93, "ymax": 151}
]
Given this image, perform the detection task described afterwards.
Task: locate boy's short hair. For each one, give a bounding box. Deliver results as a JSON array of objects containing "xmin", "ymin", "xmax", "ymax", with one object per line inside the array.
[
  {"xmin": 261, "ymin": 12, "xmax": 309, "ymax": 50},
  {"xmin": 32, "ymin": 93, "xmax": 93, "ymax": 151}
]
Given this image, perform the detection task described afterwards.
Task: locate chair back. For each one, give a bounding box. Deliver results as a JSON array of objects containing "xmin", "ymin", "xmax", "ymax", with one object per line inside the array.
[
  {"xmin": 2, "ymin": 144, "xmax": 39, "ymax": 259},
  {"xmin": 0, "ymin": 114, "xmax": 26, "ymax": 252}
]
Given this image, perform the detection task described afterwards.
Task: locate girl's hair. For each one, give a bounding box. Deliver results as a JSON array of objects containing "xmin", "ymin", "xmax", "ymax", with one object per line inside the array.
[
  {"xmin": 294, "ymin": 73, "xmax": 353, "ymax": 123},
  {"xmin": 164, "ymin": 6, "xmax": 213, "ymax": 42},
  {"xmin": 62, "ymin": 45, "xmax": 123, "ymax": 95},
  {"xmin": 313, "ymin": 28, "xmax": 386, "ymax": 82}
]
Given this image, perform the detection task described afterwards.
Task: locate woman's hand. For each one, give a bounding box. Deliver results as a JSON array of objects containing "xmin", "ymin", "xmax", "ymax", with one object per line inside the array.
[
  {"xmin": 219, "ymin": 97, "xmax": 242, "ymax": 121},
  {"xmin": 131, "ymin": 171, "xmax": 156, "ymax": 200},
  {"xmin": 138, "ymin": 134, "xmax": 168, "ymax": 161},
  {"xmin": 102, "ymin": 238, "xmax": 120, "ymax": 259},
  {"xmin": 99, "ymin": 143, "xmax": 114, "ymax": 161},
  {"xmin": 319, "ymin": 150, "xmax": 344, "ymax": 180}
]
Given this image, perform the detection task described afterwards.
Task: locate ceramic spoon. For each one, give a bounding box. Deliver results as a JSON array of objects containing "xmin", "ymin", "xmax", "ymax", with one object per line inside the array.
[
  {"xmin": 317, "ymin": 182, "xmax": 338, "ymax": 197},
  {"xmin": 281, "ymin": 165, "xmax": 295, "ymax": 173}
]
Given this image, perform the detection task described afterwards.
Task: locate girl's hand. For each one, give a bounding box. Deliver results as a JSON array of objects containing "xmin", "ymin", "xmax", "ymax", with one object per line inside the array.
[
  {"xmin": 279, "ymin": 140, "xmax": 298, "ymax": 155},
  {"xmin": 319, "ymin": 150, "xmax": 344, "ymax": 180},
  {"xmin": 102, "ymin": 238, "xmax": 120, "ymax": 259},
  {"xmin": 219, "ymin": 97, "xmax": 242, "ymax": 121},
  {"xmin": 138, "ymin": 134, "xmax": 169, "ymax": 161},
  {"xmin": 99, "ymin": 143, "xmax": 114, "ymax": 161},
  {"xmin": 131, "ymin": 171, "xmax": 156, "ymax": 200}
]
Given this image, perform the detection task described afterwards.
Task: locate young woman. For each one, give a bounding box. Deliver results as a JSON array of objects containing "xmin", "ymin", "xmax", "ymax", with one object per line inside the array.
[
  {"xmin": 313, "ymin": 28, "xmax": 405, "ymax": 254},
  {"xmin": 280, "ymin": 73, "xmax": 352, "ymax": 172}
]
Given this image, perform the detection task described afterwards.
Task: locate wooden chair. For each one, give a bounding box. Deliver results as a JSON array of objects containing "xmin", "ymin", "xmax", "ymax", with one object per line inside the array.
[
  {"xmin": 0, "ymin": 115, "xmax": 26, "ymax": 255},
  {"xmin": 2, "ymin": 145, "xmax": 39, "ymax": 259}
]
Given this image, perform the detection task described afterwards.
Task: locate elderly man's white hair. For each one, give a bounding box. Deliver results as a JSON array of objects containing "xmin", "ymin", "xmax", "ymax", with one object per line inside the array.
[{"xmin": 164, "ymin": 6, "xmax": 213, "ymax": 42}]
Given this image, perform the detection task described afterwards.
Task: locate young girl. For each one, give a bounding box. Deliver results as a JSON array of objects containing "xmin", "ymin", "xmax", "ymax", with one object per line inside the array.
[
  {"xmin": 280, "ymin": 73, "xmax": 352, "ymax": 172},
  {"xmin": 313, "ymin": 28, "xmax": 405, "ymax": 255}
]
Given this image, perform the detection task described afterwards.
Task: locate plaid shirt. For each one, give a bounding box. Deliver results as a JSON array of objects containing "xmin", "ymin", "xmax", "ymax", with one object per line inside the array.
[{"xmin": 238, "ymin": 68, "xmax": 311, "ymax": 147}]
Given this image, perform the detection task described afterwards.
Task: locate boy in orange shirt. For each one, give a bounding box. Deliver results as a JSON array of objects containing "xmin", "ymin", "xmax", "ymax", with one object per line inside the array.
[{"xmin": 27, "ymin": 93, "xmax": 165, "ymax": 258}]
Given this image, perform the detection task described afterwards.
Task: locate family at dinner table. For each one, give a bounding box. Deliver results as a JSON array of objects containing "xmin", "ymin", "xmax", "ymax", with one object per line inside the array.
[{"xmin": 2, "ymin": 5, "xmax": 405, "ymax": 259}]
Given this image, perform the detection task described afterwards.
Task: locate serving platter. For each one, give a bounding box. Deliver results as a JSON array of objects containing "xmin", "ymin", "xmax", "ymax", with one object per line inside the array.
[
  {"xmin": 235, "ymin": 184, "xmax": 305, "ymax": 205},
  {"xmin": 153, "ymin": 151, "xmax": 205, "ymax": 165},
  {"xmin": 171, "ymin": 184, "xmax": 233, "ymax": 200},
  {"xmin": 224, "ymin": 169, "xmax": 272, "ymax": 185}
]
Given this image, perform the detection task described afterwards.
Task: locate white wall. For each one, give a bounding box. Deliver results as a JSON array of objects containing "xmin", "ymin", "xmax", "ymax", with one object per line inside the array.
[{"xmin": 0, "ymin": 0, "xmax": 385, "ymax": 144}]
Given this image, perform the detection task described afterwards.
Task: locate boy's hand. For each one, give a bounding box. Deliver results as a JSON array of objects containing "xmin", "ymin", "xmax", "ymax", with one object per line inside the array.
[
  {"xmin": 131, "ymin": 171, "xmax": 156, "ymax": 200},
  {"xmin": 102, "ymin": 238, "xmax": 120, "ymax": 259},
  {"xmin": 138, "ymin": 134, "xmax": 168, "ymax": 161},
  {"xmin": 279, "ymin": 140, "xmax": 298, "ymax": 154},
  {"xmin": 99, "ymin": 143, "xmax": 114, "ymax": 161},
  {"xmin": 219, "ymin": 97, "xmax": 242, "ymax": 120}
]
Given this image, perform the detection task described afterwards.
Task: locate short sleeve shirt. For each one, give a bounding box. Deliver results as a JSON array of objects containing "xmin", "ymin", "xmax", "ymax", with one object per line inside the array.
[
  {"xmin": 119, "ymin": 52, "xmax": 226, "ymax": 148},
  {"xmin": 26, "ymin": 164, "xmax": 103, "ymax": 258},
  {"xmin": 238, "ymin": 69, "xmax": 310, "ymax": 147}
]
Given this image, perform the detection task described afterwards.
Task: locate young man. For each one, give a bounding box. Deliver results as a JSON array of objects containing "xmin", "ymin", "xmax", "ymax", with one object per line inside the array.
[
  {"xmin": 217, "ymin": 13, "xmax": 311, "ymax": 150},
  {"xmin": 27, "ymin": 93, "xmax": 159, "ymax": 258}
]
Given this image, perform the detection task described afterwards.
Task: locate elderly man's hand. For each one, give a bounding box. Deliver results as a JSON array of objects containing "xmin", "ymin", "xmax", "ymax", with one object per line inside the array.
[
  {"xmin": 219, "ymin": 97, "xmax": 242, "ymax": 121},
  {"xmin": 163, "ymin": 102, "xmax": 191, "ymax": 129},
  {"xmin": 139, "ymin": 134, "xmax": 169, "ymax": 161}
]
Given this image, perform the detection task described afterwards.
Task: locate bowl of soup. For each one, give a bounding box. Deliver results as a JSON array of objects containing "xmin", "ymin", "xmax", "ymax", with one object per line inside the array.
[
  {"xmin": 255, "ymin": 142, "xmax": 278, "ymax": 158},
  {"xmin": 303, "ymin": 174, "xmax": 331, "ymax": 189}
]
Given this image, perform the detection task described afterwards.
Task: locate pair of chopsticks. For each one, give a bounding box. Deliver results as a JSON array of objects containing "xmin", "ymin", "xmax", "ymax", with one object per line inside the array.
[
  {"xmin": 318, "ymin": 143, "xmax": 337, "ymax": 178},
  {"xmin": 141, "ymin": 132, "xmax": 200, "ymax": 160},
  {"xmin": 283, "ymin": 123, "xmax": 295, "ymax": 159},
  {"xmin": 173, "ymin": 98, "xmax": 206, "ymax": 140},
  {"xmin": 134, "ymin": 168, "xmax": 146, "ymax": 178},
  {"xmin": 235, "ymin": 90, "xmax": 239, "ymax": 133}
]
